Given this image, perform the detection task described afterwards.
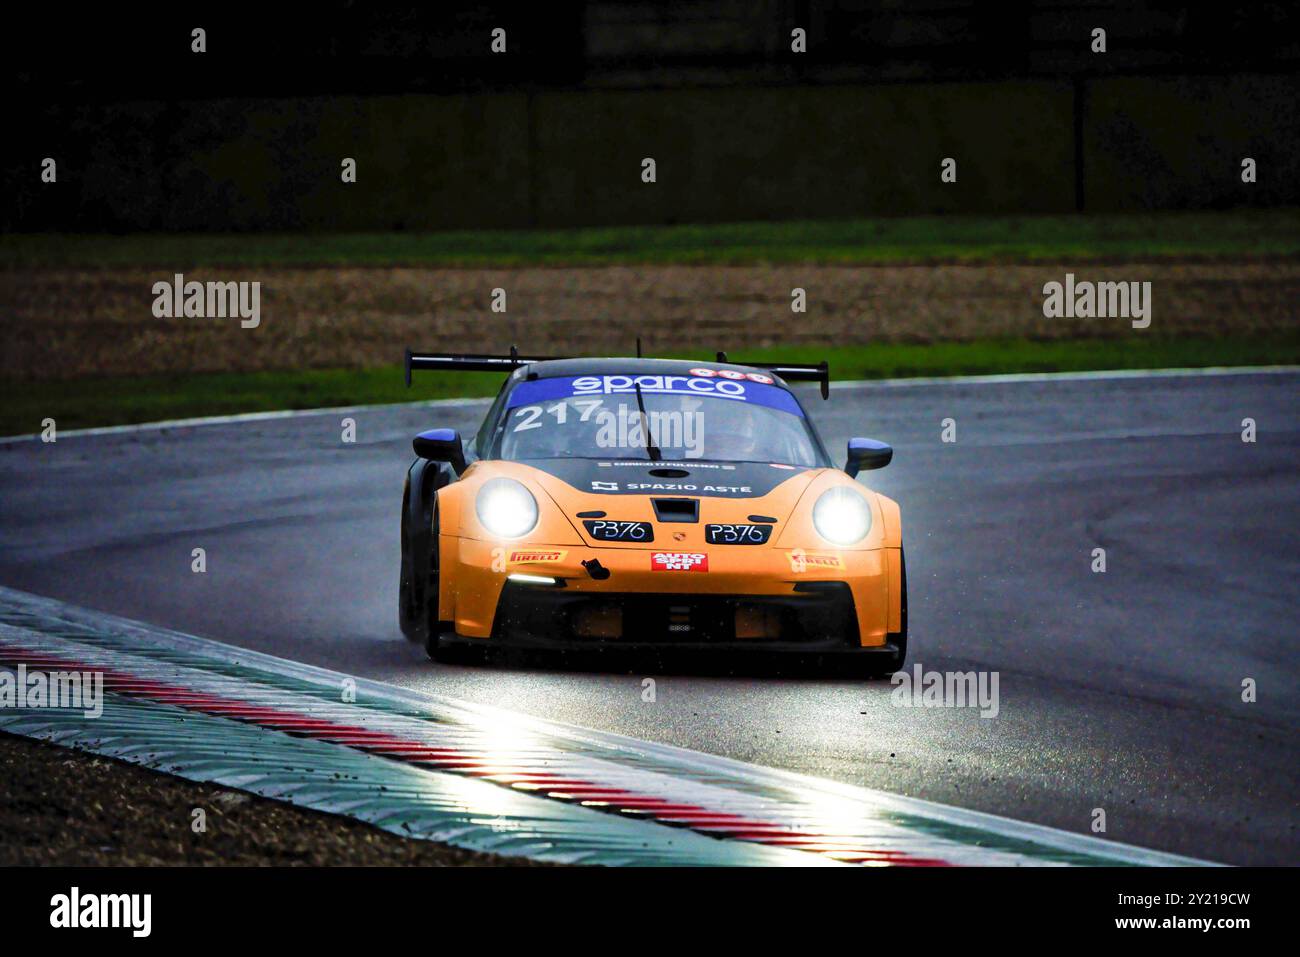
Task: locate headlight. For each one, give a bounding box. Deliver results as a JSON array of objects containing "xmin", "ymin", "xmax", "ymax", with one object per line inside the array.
[
  {"xmin": 475, "ymin": 478, "xmax": 539, "ymax": 538},
  {"xmin": 812, "ymin": 487, "xmax": 872, "ymax": 545}
]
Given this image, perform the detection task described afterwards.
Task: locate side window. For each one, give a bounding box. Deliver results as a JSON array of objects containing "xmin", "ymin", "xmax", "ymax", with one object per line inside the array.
[{"xmin": 475, "ymin": 382, "xmax": 514, "ymax": 458}]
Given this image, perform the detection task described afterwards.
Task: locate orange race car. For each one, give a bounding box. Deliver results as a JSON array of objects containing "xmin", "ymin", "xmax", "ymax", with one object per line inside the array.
[{"xmin": 398, "ymin": 349, "xmax": 906, "ymax": 673}]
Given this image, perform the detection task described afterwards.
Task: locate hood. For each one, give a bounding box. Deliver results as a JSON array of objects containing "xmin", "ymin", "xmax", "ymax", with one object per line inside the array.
[{"xmin": 517, "ymin": 457, "xmax": 822, "ymax": 548}]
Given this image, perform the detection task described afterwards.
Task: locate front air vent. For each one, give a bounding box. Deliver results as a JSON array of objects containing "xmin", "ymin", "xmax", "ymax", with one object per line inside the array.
[{"xmin": 652, "ymin": 498, "xmax": 699, "ymax": 523}]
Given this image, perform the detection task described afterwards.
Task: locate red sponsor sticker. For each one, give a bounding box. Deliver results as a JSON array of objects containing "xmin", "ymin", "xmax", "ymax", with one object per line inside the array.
[
  {"xmin": 691, "ymin": 367, "xmax": 774, "ymax": 384},
  {"xmin": 651, "ymin": 552, "xmax": 709, "ymax": 572}
]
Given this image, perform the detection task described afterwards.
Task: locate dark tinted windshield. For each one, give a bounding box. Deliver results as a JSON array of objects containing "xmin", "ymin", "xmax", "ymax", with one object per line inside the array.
[{"xmin": 492, "ymin": 372, "xmax": 824, "ymax": 466}]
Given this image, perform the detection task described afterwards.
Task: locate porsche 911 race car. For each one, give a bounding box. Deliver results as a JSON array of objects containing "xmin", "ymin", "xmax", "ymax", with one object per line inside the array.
[{"xmin": 398, "ymin": 348, "xmax": 906, "ymax": 673}]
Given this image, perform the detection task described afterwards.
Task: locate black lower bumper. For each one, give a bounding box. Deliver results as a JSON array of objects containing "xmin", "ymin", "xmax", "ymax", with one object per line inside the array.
[
  {"xmin": 473, "ymin": 579, "xmax": 895, "ymax": 657},
  {"xmin": 438, "ymin": 630, "xmax": 903, "ymax": 660}
]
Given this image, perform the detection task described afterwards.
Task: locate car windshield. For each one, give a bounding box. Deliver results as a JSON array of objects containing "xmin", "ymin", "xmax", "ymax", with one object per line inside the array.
[{"xmin": 494, "ymin": 373, "xmax": 823, "ymax": 466}]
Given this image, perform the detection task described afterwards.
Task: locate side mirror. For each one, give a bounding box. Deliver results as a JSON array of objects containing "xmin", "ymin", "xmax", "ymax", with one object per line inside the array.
[
  {"xmin": 413, "ymin": 428, "xmax": 467, "ymax": 475},
  {"xmin": 846, "ymin": 437, "xmax": 892, "ymax": 478}
]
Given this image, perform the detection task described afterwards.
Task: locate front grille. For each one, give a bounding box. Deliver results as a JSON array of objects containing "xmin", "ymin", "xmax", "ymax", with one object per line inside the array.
[{"xmin": 492, "ymin": 581, "xmax": 859, "ymax": 646}]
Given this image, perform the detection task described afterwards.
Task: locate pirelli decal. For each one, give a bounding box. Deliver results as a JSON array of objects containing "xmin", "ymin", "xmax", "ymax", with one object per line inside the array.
[
  {"xmin": 788, "ymin": 550, "xmax": 844, "ymax": 573},
  {"xmin": 508, "ymin": 550, "xmax": 567, "ymax": 565}
]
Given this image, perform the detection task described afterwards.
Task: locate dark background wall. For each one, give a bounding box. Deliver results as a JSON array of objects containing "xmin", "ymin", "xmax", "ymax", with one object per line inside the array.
[{"xmin": 5, "ymin": 1, "xmax": 1298, "ymax": 231}]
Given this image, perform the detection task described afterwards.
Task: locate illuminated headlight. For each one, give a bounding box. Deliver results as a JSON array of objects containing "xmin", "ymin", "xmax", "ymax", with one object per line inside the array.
[
  {"xmin": 475, "ymin": 478, "xmax": 538, "ymax": 538},
  {"xmin": 812, "ymin": 487, "xmax": 872, "ymax": 545}
]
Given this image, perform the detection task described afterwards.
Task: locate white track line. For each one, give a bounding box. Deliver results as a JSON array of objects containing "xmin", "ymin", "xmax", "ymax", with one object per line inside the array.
[
  {"xmin": 832, "ymin": 365, "xmax": 1300, "ymax": 390},
  {"xmin": 0, "ymin": 395, "xmax": 493, "ymax": 444},
  {"xmin": 2, "ymin": 366, "xmax": 1293, "ymax": 446}
]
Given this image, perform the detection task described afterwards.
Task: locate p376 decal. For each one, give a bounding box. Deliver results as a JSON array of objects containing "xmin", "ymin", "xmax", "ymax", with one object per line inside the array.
[
  {"xmin": 584, "ymin": 520, "xmax": 654, "ymax": 542},
  {"xmin": 704, "ymin": 523, "xmax": 772, "ymax": 545}
]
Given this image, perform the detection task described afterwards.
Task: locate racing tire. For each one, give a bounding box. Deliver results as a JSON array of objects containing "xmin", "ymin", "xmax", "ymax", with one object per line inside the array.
[
  {"xmin": 428, "ymin": 634, "xmax": 481, "ymax": 666},
  {"xmin": 872, "ymin": 546, "xmax": 908, "ymax": 678},
  {"xmin": 399, "ymin": 460, "xmax": 446, "ymax": 644},
  {"xmin": 421, "ymin": 498, "xmax": 442, "ymax": 658}
]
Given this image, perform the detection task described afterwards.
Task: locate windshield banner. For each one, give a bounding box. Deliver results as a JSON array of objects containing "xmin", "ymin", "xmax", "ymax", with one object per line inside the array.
[{"xmin": 506, "ymin": 373, "xmax": 806, "ymax": 417}]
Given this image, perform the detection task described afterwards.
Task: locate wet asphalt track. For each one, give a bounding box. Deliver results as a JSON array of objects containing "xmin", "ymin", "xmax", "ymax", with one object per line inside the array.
[{"xmin": 0, "ymin": 369, "xmax": 1296, "ymax": 865}]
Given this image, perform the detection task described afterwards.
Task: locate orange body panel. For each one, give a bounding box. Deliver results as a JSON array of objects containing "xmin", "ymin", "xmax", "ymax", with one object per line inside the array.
[{"xmin": 436, "ymin": 461, "xmax": 901, "ymax": 646}]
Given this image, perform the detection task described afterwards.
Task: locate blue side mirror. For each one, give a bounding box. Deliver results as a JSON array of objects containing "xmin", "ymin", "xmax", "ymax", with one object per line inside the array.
[
  {"xmin": 413, "ymin": 428, "xmax": 467, "ymax": 474},
  {"xmin": 846, "ymin": 437, "xmax": 892, "ymax": 478}
]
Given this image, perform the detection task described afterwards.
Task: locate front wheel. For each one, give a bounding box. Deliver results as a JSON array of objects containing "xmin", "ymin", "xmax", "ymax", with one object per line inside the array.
[
  {"xmin": 422, "ymin": 500, "xmax": 446, "ymax": 660},
  {"xmin": 398, "ymin": 480, "xmax": 420, "ymax": 640},
  {"xmin": 399, "ymin": 462, "xmax": 443, "ymax": 644},
  {"xmin": 875, "ymin": 546, "xmax": 908, "ymax": 676}
]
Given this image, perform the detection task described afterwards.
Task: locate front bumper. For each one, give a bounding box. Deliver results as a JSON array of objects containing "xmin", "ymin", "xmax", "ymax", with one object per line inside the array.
[
  {"xmin": 492, "ymin": 579, "xmax": 863, "ymax": 651},
  {"xmin": 439, "ymin": 537, "xmax": 900, "ymax": 649}
]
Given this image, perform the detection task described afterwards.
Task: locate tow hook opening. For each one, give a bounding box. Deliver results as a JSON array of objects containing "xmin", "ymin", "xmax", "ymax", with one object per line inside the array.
[{"xmin": 581, "ymin": 558, "xmax": 611, "ymax": 580}]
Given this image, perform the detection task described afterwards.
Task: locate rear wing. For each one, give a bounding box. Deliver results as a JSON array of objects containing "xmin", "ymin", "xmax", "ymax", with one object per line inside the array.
[
  {"xmin": 404, "ymin": 347, "xmax": 555, "ymax": 386},
  {"xmin": 405, "ymin": 346, "xmax": 831, "ymax": 399}
]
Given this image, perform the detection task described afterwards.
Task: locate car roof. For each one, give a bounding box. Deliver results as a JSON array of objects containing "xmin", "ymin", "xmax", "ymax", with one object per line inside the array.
[{"xmin": 508, "ymin": 357, "xmax": 794, "ymax": 388}]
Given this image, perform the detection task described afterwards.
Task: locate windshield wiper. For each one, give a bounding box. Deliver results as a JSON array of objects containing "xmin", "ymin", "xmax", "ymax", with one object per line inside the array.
[{"xmin": 633, "ymin": 383, "xmax": 662, "ymax": 461}]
